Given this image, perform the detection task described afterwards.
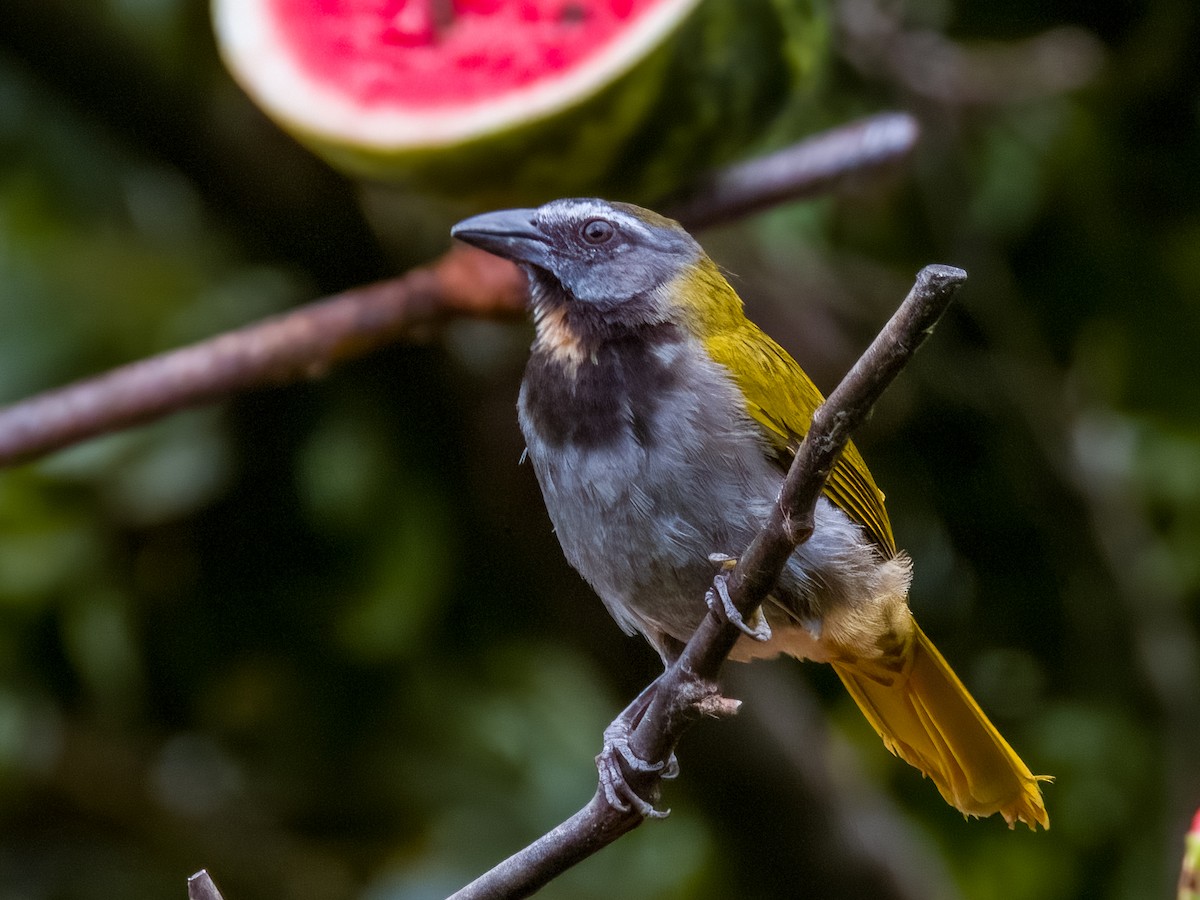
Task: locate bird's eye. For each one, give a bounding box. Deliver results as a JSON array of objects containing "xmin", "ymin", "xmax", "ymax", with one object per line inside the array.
[{"xmin": 580, "ymin": 218, "xmax": 616, "ymax": 245}]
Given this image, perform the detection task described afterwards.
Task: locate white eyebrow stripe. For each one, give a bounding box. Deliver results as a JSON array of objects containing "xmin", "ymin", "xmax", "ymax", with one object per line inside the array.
[{"xmin": 540, "ymin": 200, "xmax": 650, "ymax": 239}]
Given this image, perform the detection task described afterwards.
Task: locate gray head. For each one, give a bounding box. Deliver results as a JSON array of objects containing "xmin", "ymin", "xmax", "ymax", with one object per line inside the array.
[{"xmin": 451, "ymin": 198, "xmax": 703, "ymax": 322}]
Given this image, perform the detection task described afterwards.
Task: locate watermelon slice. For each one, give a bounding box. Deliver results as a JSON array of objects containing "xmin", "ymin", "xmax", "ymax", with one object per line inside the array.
[{"xmin": 213, "ymin": 0, "xmax": 825, "ymax": 204}]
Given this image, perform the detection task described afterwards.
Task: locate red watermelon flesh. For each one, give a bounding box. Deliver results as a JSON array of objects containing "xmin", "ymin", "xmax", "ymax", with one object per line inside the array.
[
  {"xmin": 270, "ymin": 0, "xmax": 661, "ymax": 109},
  {"xmin": 215, "ymin": 0, "xmax": 819, "ymax": 201}
]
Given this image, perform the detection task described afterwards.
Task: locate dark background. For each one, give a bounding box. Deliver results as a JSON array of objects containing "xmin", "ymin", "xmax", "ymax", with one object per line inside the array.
[{"xmin": 1, "ymin": 1, "xmax": 1198, "ymax": 898}]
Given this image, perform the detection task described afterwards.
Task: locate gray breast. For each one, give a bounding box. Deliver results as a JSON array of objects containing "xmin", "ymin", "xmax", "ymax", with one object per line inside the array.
[{"xmin": 518, "ymin": 327, "xmax": 781, "ymax": 643}]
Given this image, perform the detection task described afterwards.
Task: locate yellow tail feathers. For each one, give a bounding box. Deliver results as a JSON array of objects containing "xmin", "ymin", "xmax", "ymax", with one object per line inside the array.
[{"xmin": 830, "ymin": 622, "xmax": 1050, "ymax": 830}]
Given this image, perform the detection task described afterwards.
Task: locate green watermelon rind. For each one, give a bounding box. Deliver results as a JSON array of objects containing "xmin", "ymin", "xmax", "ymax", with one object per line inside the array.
[{"xmin": 214, "ymin": 0, "xmax": 827, "ymax": 205}]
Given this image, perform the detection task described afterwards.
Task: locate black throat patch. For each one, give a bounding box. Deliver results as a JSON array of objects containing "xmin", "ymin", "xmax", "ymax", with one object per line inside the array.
[{"xmin": 522, "ymin": 318, "xmax": 686, "ymax": 451}]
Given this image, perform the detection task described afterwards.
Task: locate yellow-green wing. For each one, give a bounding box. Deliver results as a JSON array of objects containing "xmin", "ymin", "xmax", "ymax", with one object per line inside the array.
[{"xmin": 704, "ymin": 325, "xmax": 896, "ymax": 556}]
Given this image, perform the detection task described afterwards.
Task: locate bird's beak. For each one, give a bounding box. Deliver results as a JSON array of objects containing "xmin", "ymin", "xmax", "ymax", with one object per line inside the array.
[{"xmin": 451, "ymin": 209, "xmax": 550, "ymax": 269}]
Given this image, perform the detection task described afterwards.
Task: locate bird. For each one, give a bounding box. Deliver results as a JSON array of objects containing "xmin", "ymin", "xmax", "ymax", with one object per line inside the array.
[{"xmin": 451, "ymin": 197, "xmax": 1049, "ymax": 830}]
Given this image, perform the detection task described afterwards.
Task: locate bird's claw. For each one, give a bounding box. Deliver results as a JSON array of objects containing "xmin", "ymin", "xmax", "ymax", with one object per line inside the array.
[
  {"xmin": 596, "ymin": 688, "xmax": 678, "ymax": 819},
  {"xmin": 707, "ymin": 552, "xmax": 738, "ymax": 571},
  {"xmin": 706, "ymin": 571, "xmax": 772, "ymax": 642},
  {"xmin": 597, "ymin": 730, "xmax": 678, "ymax": 819}
]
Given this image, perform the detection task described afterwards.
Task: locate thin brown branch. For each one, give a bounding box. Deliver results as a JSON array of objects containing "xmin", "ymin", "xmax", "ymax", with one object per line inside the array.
[
  {"xmin": 448, "ymin": 264, "xmax": 967, "ymax": 899},
  {"xmin": 668, "ymin": 112, "xmax": 919, "ymax": 229},
  {"xmin": 0, "ymin": 112, "xmax": 917, "ymax": 469},
  {"xmin": 838, "ymin": 0, "xmax": 1104, "ymax": 106},
  {"xmin": 0, "ymin": 247, "xmax": 525, "ymax": 467},
  {"xmin": 188, "ymin": 871, "xmax": 225, "ymax": 900}
]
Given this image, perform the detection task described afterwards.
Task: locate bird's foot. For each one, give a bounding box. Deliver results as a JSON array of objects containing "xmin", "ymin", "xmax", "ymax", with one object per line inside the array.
[
  {"xmin": 707, "ymin": 552, "xmax": 738, "ymax": 571},
  {"xmin": 705, "ymin": 557, "xmax": 772, "ymax": 643},
  {"xmin": 597, "ymin": 683, "xmax": 679, "ymax": 819}
]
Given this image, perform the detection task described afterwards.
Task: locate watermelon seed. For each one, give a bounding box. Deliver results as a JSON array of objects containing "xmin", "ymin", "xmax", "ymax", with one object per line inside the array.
[
  {"xmin": 560, "ymin": 3, "xmax": 588, "ymax": 24},
  {"xmin": 431, "ymin": 0, "xmax": 457, "ymax": 35}
]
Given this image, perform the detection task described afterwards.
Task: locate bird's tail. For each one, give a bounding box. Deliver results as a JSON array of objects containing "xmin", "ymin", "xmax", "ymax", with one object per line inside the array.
[{"xmin": 829, "ymin": 621, "xmax": 1050, "ymax": 830}]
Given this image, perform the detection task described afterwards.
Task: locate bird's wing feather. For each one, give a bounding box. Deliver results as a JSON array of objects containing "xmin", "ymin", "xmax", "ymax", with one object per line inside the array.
[{"xmin": 704, "ymin": 327, "xmax": 896, "ymax": 556}]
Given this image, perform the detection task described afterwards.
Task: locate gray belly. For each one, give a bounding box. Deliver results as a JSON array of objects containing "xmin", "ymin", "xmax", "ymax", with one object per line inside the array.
[{"xmin": 518, "ymin": 335, "xmax": 877, "ymax": 657}]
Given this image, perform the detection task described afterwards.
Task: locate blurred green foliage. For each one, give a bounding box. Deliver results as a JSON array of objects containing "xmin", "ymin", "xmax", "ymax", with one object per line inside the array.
[{"xmin": 1, "ymin": 1, "xmax": 1199, "ymax": 899}]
